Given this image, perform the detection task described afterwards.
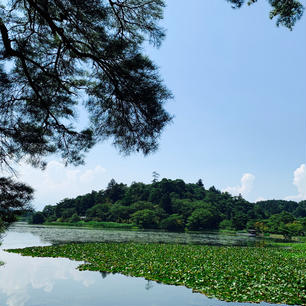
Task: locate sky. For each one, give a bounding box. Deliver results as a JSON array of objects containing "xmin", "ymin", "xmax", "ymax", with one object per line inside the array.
[{"xmin": 13, "ymin": 0, "xmax": 306, "ymax": 210}]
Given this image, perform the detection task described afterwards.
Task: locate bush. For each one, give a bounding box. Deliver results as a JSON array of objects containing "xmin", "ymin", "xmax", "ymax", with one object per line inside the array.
[
  {"xmin": 46, "ymin": 215, "xmax": 57, "ymax": 222},
  {"xmin": 31, "ymin": 212, "xmax": 46, "ymax": 224},
  {"xmin": 131, "ymin": 209, "xmax": 158, "ymax": 229},
  {"xmin": 187, "ymin": 208, "xmax": 218, "ymax": 231},
  {"xmin": 279, "ymin": 222, "xmax": 304, "ymax": 240},
  {"xmin": 86, "ymin": 203, "xmax": 111, "ymax": 221},
  {"xmin": 109, "ymin": 204, "xmax": 131, "ymax": 222},
  {"xmin": 219, "ymin": 219, "xmax": 233, "ymax": 230},
  {"xmin": 71, "ymin": 213, "xmax": 81, "ymax": 223},
  {"xmin": 160, "ymin": 214, "xmax": 185, "ymax": 231},
  {"xmin": 130, "ymin": 201, "xmax": 155, "ymax": 213}
]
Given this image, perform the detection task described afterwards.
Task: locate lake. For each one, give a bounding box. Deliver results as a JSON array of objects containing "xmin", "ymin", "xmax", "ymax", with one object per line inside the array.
[{"xmin": 0, "ymin": 223, "xmax": 291, "ymax": 306}]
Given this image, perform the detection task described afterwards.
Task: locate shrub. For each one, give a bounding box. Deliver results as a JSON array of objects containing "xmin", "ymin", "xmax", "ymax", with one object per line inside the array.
[
  {"xmin": 219, "ymin": 219, "xmax": 233, "ymax": 230},
  {"xmin": 31, "ymin": 212, "xmax": 46, "ymax": 224},
  {"xmin": 160, "ymin": 214, "xmax": 185, "ymax": 231},
  {"xmin": 131, "ymin": 209, "xmax": 158, "ymax": 229},
  {"xmin": 71, "ymin": 213, "xmax": 81, "ymax": 223},
  {"xmin": 187, "ymin": 208, "xmax": 218, "ymax": 230}
]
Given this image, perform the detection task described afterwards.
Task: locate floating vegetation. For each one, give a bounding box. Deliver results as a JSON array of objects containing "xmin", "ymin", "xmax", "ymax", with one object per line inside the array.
[{"xmin": 7, "ymin": 242, "xmax": 306, "ymax": 305}]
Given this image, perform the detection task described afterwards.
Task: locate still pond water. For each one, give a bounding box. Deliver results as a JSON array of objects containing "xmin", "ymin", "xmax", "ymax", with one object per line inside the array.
[{"xmin": 0, "ymin": 223, "xmax": 289, "ymax": 306}]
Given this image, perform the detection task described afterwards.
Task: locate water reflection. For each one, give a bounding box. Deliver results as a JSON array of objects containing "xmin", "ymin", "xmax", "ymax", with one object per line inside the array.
[
  {"xmin": 145, "ymin": 280, "xmax": 154, "ymax": 290},
  {"xmin": 9, "ymin": 222, "xmax": 271, "ymax": 246},
  {"xmin": 0, "ymin": 223, "xmax": 293, "ymax": 306},
  {"xmin": 100, "ymin": 271, "xmax": 108, "ymax": 279},
  {"xmin": 0, "ymin": 231, "xmax": 97, "ymax": 306}
]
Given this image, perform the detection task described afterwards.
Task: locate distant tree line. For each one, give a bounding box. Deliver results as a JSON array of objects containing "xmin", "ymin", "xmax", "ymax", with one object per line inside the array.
[{"xmin": 31, "ymin": 178, "xmax": 306, "ymax": 237}]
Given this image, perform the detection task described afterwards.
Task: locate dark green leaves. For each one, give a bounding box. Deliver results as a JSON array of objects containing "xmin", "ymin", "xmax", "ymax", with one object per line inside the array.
[
  {"xmin": 0, "ymin": 0, "xmax": 171, "ymax": 169},
  {"xmin": 268, "ymin": 0, "xmax": 304, "ymax": 29},
  {"xmin": 0, "ymin": 177, "xmax": 33, "ymax": 223}
]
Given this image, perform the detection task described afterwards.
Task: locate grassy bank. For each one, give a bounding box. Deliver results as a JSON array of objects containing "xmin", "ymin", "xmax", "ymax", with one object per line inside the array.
[
  {"xmin": 7, "ymin": 242, "xmax": 306, "ymax": 305},
  {"xmin": 43, "ymin": 221, "xmax": 138, "ymax": 230}
]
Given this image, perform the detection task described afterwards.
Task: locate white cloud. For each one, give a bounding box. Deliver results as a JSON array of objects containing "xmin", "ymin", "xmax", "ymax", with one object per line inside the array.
[
  {"xmin": 0, "ymin": 248, "xmax": 96, "ymax": 306},
  {"xmin": 79, "ymin": 165, "xmax": 106, "ymax": 183},
  {"xmin": 285, "ymin": 164, "xmax": 306, "ymax": 202},
  {"xmin": 223, "ymin": 173, "xmax": 255, "ymax": 197},
  {"xmin": 16, "ymin": 161, "xmax": 107, "ymax": 210}
]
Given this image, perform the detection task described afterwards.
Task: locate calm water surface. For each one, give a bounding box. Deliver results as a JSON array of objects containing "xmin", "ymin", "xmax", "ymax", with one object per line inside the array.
[{"xmin": 0, "ymin": 223, "xmax": 290, "ymax": 306}]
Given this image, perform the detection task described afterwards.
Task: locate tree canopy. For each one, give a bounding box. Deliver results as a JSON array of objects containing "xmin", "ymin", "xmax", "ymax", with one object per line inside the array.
[
  {"xmin": 0, "ymin": 176, "xmax": 33, "ymax": 223},
  {"xmin": 0, "ymin": 0, "xmax": 172, "ymax": 170}
]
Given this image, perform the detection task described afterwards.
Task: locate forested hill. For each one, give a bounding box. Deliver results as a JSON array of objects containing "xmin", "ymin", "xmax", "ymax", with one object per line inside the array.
[{"xmin": 34, "ymin": 178, "xmax": 306, "ymax": 234}]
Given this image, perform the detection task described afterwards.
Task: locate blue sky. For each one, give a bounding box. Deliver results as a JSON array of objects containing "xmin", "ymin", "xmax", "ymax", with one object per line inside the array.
[{"xmin": 17, "ymin": 0, "xmax": 306, "ymax": 210}]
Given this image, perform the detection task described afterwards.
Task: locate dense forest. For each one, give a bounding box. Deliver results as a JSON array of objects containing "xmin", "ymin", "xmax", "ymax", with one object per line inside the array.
[{"xmin": 31, "ymin": 178, "xmax": 306, "ymax": 238}]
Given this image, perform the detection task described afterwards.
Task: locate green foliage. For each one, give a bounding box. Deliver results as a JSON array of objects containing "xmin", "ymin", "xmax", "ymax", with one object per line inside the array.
[
  {"xmin": 159, "ymin": 193, "xmax": 172, "ymax": 214},
  {"xmin": 70, "ymin": 213, "xmax": 81, "ymax": 223},
  {"xmin": 109, "ymin": 204, "xmax": 131, "ymax": 222},
  {"xmin": 131, "ymin": 209, "xmax": 159, "ymax": 229},
  {"xmin": 0, "ymin": 1, "xmax": 172, "ymax": 171},
  {"xmin": 130, "ymin": 201, "xmax": 155, "ymax": 213},
  {"xmin": 171, "ymin": 199, "xmax": 193, "ymax": 222},
  {"xmin": 254, "ymin": 200, "xmax": 299, "ymax": 218},
  {"xmin": 160, "ymin": 214, "xmax": 185, "ymax": 232},
  {"xmin": 250, "ymin": 212, "xmax": 305, "ymax": 239},
  {"xmin": 187, "ymin": 207, "xmax": 219, "ymax": 230},
  {"xmin": 294, "ymin": 201, "xmax": 306, "ymax": 218},
  {"xmin": 279, "ymin": 222, "xmax": 304, "ymax": 240},
  {"xmin": 61, "ymin": 208, "xmax": 76, "ymax": 220},
  {"xmin": 31, "ymin": 212, "xmax": 46, "ymax": 224},
  {"xmin": 265, "ymin": 212, "xmax": 295, "ymax": 233},
  {"xmin": 152, "ymin": 171, "xmax": 160, "ymax": 183},
  {"xmin": 85, "ymin": 203, "xmax": 111, "ymax": 221},
  {"xmin": 105, "ymin": 179, "xmax": 127, "ymax": 203},
  {"xmin": 32, "ymin": 177, "xmax": 305, "ymax": 234},
  {"xmin": 8, "ymin": 242, "xmax": 306, "ymax": 305},
  {"xmin": 231, "ymin": 211, "xmax": 248, "ymax": 230},
  {"xmin": 42, "ymin": 205, "xmax": 56, "ymax": 221},
  {"xmin": 0, "ymin": 217, "xmax": 4, "ymax": 232},
  {"xmin": 219, "ymin": 219, "xmax": 234, "ymax": 230},
  {"xmin": 0, "ymin": 177, "xmax": 34, "ymax": 223},
  {"xmin": 252, "ymin": 221, "xmax": 267, "ymax": 234},
  {"xmin": 196, "ymin": 179, "xmax": 204, "ymax": 187}
]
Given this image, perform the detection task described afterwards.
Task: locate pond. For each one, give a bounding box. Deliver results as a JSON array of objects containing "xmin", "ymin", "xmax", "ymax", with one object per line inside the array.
[
  {"xmin": 0, "ymin": 223, "xmax": 291, "ymax": 306},
  {"xmin": 6, "ymin": 222, "xmax": 271, "ymax": 246}
]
